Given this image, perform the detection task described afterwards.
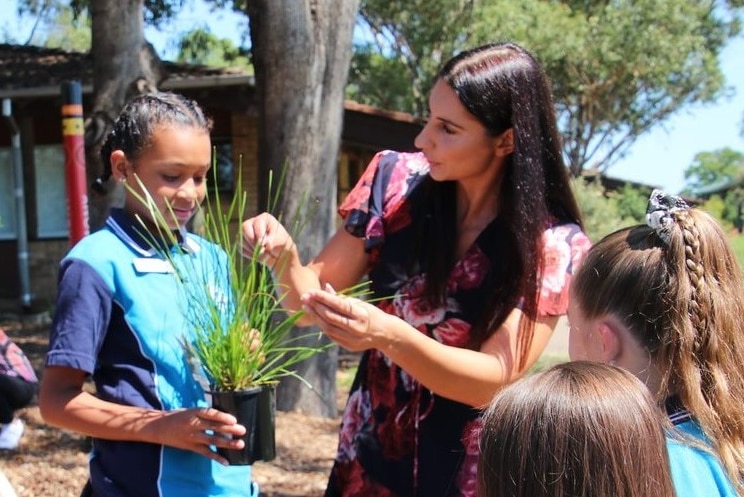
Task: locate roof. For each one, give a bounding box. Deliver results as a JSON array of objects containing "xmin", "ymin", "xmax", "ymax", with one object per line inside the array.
[
  {"xmin": 0, "ymin": 43, "xmax": 421, "ymax": 126},
  {"xmin": 0, "ymin": 43, "xmax": 253, "ymax": 98}
]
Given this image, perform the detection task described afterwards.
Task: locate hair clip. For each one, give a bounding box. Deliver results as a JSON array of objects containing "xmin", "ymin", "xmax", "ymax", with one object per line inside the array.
[{"xmin": 645, "ymin": 189, "xmax": 688, "ymax": 243}]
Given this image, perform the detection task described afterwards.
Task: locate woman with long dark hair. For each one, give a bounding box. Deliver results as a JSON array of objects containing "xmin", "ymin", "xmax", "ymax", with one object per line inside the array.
[{"xmin": 243, "ymin": 41, "xmax": 591, "ymax": 496}]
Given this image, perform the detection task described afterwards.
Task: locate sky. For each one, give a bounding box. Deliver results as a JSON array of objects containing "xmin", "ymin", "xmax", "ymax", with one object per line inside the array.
[{"xmin": 4, "ymin": 0, "xmax": 743, "ymax": 195}]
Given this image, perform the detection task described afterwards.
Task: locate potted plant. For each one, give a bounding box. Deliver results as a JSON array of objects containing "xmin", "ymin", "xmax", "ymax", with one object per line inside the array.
[{"xmin": 128, "ymin": 168, "xmax": 335, "ymax": 465}]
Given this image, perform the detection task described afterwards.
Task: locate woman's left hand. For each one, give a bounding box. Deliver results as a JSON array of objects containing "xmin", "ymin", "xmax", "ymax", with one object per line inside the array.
[{"xmin": 300, "ymin": 285, "xmax": 392, "ymax": 352}]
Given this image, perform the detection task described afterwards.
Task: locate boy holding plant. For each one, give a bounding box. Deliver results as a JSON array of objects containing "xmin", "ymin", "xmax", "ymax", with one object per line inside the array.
[{"xmin": 39, "ymin": 92, "xmax": 259, "ymax": 497}]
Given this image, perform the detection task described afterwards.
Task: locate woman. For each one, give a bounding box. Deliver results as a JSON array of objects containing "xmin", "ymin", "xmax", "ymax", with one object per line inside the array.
[{"xmin": 244, "ymin": 42, "xmax": 591, "ymax": 496}]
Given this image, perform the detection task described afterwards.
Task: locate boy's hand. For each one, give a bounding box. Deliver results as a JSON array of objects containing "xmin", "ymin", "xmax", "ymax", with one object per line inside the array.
[{"xmin": 150, "ymin": 407, "xmax": 247, "ymax": 465}]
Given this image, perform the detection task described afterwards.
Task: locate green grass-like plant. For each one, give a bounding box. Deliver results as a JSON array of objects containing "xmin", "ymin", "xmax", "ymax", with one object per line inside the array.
[{"xmin": 125, "ymin": 165, "xmax": 340, "ymax": 392}]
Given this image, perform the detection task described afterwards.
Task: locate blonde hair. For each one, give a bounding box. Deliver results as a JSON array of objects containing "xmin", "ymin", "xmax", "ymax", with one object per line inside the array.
[
  {"xmin": 572, "ymin": 208, "xmax": 744, "ymax": 494},
  {"xmin": 479, "ymin": 361, "xmax": 674, "ymax": 497}
]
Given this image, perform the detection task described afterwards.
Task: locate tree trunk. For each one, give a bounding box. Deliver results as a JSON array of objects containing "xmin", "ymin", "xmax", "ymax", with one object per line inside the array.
[
  {"xmin": 247, "ymin": 0, "xmax": 360, "ymax": 417},
  {"xmin": 85, "ymin": 0, "xmax": 165, "ymax": 231}
]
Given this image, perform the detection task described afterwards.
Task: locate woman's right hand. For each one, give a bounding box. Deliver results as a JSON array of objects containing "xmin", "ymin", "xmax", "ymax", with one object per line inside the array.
[{"xmin": 242, "ymin": 213, "xmax": 296, "ymax": 266}]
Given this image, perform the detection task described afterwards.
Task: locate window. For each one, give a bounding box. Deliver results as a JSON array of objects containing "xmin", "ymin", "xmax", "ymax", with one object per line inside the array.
[
  {"xmin": 34, "ymin": 145, "xmax": 69, "ymax": 238},
  {"xmin": 0, "ymin": 148, "xmax": 17, "ymax": 239},
  {"xmin": 210, "ymin": 141, "xmax": 234, "ymax": 193}
]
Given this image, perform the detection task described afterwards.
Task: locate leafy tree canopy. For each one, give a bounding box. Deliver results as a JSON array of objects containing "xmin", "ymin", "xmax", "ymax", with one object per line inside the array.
[
  {"xmin": 175, "ymin": 26, "xmax": 252, "ymax": 71},
  {"xmin": 6, "ymin": 0, "xmax": 89, "ymax": 47},
  {"xmin": 16, "ymin": 0, "xmax": 186, "ymax": 29},
  {"xmin": 683, "ymin": 147, "xmax": 744, "ymax": 195},
  {"xmin": 349, "ymin": 0, "xmax": 742, "ymax": 177}
]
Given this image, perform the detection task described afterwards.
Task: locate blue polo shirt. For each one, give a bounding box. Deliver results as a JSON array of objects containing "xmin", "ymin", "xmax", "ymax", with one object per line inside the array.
[
  {"xmin": 666, "ymin": 398, "xmax": 737, "ymax": 497},
  {"xmin": 47, "ymin": 209, "xmax": 258, "ymax": 497}
]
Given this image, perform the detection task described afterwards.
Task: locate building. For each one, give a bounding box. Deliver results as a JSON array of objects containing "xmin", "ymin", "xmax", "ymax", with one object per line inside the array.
[{"xmin": 0, "ymin": 43, "xmax": 423, "ymax": 308}]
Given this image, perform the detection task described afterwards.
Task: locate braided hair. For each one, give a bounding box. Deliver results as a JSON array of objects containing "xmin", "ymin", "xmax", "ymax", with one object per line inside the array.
[
  {"xmin": 93, "ymin": 92, "xmax": 213, "ymax": 193},
  {"xmin": 572, "ymin": 206, "xmax": 744, "ymax": 495}
]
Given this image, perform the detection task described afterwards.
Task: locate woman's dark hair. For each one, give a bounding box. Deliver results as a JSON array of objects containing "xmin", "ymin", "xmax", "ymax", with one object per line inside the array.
[
  {"xmin": 416, "ymin": 42, "xmax": 582, "ymax": 355},
  {"xmin": 479, "ymin": 361, "xmax": 675, "ymax": 497},
  {"xmin": 93, "ymin": 92, "xmax": 213, "ymax": 193}
]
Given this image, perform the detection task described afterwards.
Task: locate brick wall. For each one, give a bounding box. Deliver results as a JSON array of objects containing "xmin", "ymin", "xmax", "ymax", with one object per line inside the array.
[
  {"xmin": 231, "ymin": 113, "xmax": 259, "ymax": 216},
  {"xmin": 27, "ymin": 239, "xmax": 69, "ymax": 307}
]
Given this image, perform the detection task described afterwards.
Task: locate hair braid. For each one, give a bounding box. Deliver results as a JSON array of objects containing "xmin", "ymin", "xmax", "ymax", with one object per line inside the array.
[
  {"xmin": 677, "ymin": 212, "xmax": 708, "ymax": 338},
  {"xmin": 575, "ymin": 207, "xmax": 744, "ymax": 495},
  {"xmin": 669, "ymin": 210, "xmax": 744, "ymax": 494}
]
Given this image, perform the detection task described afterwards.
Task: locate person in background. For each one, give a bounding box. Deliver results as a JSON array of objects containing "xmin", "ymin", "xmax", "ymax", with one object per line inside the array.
[
  {"xmin": 39, "ymin": 92, "xmax": 259, "ymax": 497},
  {"xmin": 243, "ymin": 41, "xmax": 592, "ymax": 496},
  {"xmin": 0, "ymin": 327, "xmax": 38, "ymax": 450},
  {"xmin": 569, "ymin": 189, "xmax": 744, "ymax": 497},
  {"xmin": 478, "ymin": 361, "xmax": 675, "ymax": 497}
]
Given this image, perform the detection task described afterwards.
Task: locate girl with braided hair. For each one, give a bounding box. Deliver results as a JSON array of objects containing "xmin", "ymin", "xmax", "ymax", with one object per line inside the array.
[
  {"xmin": 569, "ymin": 189, "xmax": 744, "ymax": 497},
  {"xmin": 40, "ymin": 92, "xmax": 259, "ymax": 497}
]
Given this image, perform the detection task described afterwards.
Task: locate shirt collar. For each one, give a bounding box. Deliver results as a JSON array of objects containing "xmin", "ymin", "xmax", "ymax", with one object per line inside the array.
[
  {"xmin": 665, "ymin": 394, "xmax": 693, "ymax": 425},
  {"xmin": 106, "ymin": 208, "xmax": 199, "ymax": 257}
]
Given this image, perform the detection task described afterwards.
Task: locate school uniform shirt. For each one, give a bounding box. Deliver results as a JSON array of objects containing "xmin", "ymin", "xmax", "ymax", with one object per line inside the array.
[
  {"xmin": 325, "ymin": 151, "xmax": 592, "ymax": 497},
  {"xmin": 666, "ymin": 396, "xmax": 738, "ymax": 497},
  {"xmin": 46, "ymin": 208, "xmax": 258, "ymax": 497}
]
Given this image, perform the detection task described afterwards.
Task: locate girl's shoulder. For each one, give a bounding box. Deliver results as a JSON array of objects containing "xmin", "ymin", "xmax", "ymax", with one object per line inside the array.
[{"xmin": 666, "ymin": 427, "xmax": 738, "ymax": 497}]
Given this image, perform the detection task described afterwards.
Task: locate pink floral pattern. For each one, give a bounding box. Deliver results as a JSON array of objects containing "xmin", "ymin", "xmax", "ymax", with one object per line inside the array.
[
  {"xmin": 325, "ymin": 151, "xmax": 591, "ymax": 497},
  {"xmin": 0, "ymin": 328, "xmax": 38, "ymax": 383}
]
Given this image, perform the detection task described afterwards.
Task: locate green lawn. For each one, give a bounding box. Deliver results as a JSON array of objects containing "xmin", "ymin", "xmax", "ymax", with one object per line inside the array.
[{"xmin": 729, "ymin": 234, "xmax": 744, "ymax": 268}]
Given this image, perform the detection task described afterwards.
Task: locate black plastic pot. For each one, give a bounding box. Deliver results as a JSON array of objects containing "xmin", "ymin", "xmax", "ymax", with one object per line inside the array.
[{"xmin": 210, "ymin": 384, "xmax": 276, "ymax": 465}]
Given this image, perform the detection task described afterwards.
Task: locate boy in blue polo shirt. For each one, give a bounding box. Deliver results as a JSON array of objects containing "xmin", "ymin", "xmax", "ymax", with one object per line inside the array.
[{"xmin": 39, "ymin": 92, "xmax": 259, "ymax": 497}]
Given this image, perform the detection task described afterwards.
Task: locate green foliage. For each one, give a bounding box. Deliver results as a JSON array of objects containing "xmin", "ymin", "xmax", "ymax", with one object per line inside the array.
[
  {"xmin": 351, "ymin": 0, "xmax": 478, "ymax": 115},
  {"xmin": 16, "ymin": 0, "xmax": 186, "ymax": 37},
  {"xmin": 176, "ymin": 26, "xmax": 252, "ymax": 71},
  {"xmin": 348, "ymin": 0, "xmax": 742, "ymax": 176},
  {"xmin": 67, "ymin": 0, "xmax": 186, "ymax": 26},
  {"xmin": 126, "ymin": 168, "xmax": 331, "ymax": 391},
  {"xmin": 683, "ymin": 147, "xmax": 744, "ymax": 195},
  {"xmin": 700, "ymin": 194, "xmax": 734, "ymax": 231},
  {"xmin": 492, "ymin": 0, "xmax": 737, "ymax": 176},
  {"xmin": 613, "ymin": 183, "xmax": 654, "ymax": 222},
  {"xmin": 529, "ymin": 353, "xmax": 568, "ymax": 374},
  {"xmin": 44, "ymin": 3, "xmax": 90, "ymax": 51},
  {"xmin": 6, "ymin": 0, "xmax": 90, "ymax": 49},
  {"xmin": 570, "ymin": 177, "xmax": 639, "ymax": 242},
  {"xmin": 346, "ymin": 43, "xmax": 416, "ymax": 112},
  {"xmin": 683, "ymin": 148, "xmax": 744, "ymax": 231},
  {"xmin": 336, "ymin": 364, "xmax": 358, "ymax": 392},
  {"xmin": 726, "ymin": 233, "xmax": 744, "ymax": 268}
]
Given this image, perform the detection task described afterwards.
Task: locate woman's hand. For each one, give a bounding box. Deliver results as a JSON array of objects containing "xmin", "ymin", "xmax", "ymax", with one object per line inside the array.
[
  {"xmin": 301, "ymin": 284, "xmax": 394, "ymax": 352},
  {"xmin": 241, "ymin": 213, "xmax": 296, "ymax": 266},
  {"xmin": 148, "ymin": 407, "xmax": 247, "ymax": 466}
]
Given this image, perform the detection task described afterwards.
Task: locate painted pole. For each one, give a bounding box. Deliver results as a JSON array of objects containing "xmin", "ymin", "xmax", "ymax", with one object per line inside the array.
[{"xmin": 61, "ymin": 81, "xmax": 89, "ymax": 245}]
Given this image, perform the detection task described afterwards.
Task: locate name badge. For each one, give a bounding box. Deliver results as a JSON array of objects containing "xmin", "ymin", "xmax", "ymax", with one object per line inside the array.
[{"xmin": 132, "ymin": 257, "xmax": 174, "ymax": 274}]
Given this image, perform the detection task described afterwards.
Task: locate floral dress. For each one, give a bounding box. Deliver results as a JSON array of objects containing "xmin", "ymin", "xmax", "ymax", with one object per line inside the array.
[{"xmin": 325, "ymin": 151, "xmax": 592, "ymax": 497}]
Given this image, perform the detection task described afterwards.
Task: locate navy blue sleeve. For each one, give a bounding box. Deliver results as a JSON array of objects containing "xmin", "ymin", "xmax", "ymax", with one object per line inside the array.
[{"xmin": 46, "ymin": 258, "xmax": 113, "ymax": 374}]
